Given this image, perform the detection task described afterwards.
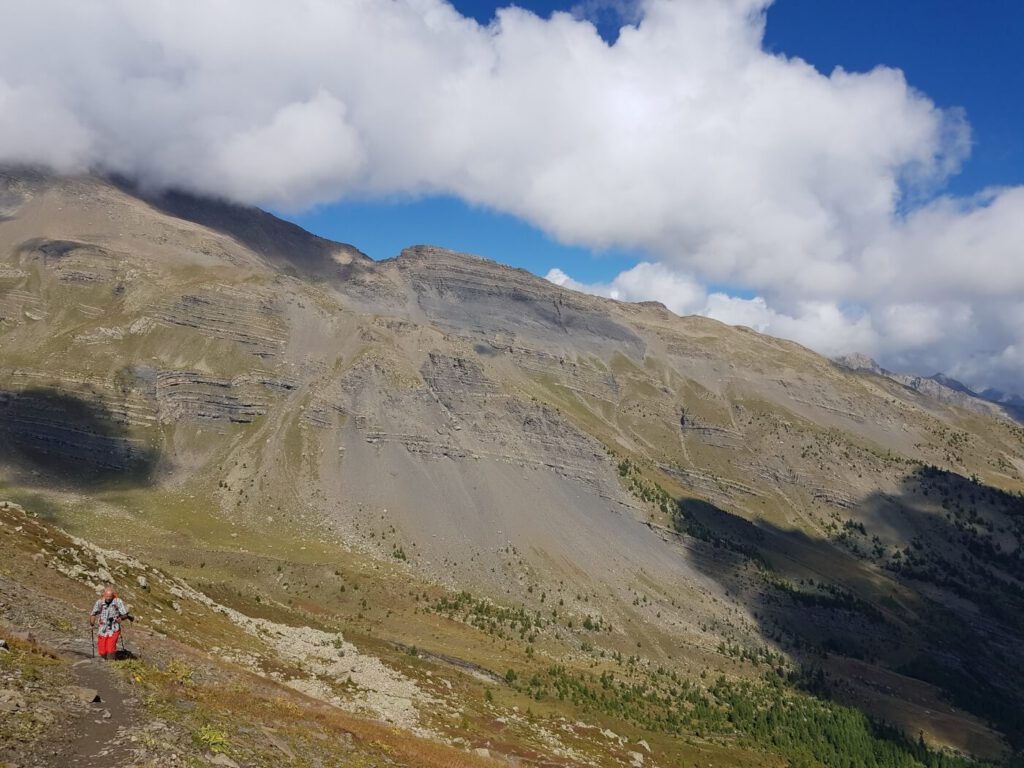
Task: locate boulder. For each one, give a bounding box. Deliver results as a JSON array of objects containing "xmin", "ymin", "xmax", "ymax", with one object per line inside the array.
[{"xmin": 64, "ymin": 685, "xmax": 101, "ymax": 704}]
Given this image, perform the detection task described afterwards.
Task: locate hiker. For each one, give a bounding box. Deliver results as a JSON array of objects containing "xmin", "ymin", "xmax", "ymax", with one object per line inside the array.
[{"xmin": 90, "ymin": 586, "xmax": 132, "ymax": 660}]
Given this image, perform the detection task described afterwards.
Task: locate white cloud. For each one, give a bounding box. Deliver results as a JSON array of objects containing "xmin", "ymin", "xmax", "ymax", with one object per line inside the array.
[
  {"xmin": 553, "ymin": 269, "xmax": 881, "ymax": 359},
  {"xmin": 547, "ymin": 262, "xmax": 706, "ymax": 315},
  {"xmin": 0, "ymin": 81, "xmax": 92, "ymax": 170},
  {"xmin": 702, "ymin": 294, "xmax": 774, "ymax": 334},
  {"xmin": 211, "ymin": 91, "xmax": 366, "ymax": 205},
  {"xmin": 0, "ymin": 0, "xmax": 1021, "ymax": 390}
]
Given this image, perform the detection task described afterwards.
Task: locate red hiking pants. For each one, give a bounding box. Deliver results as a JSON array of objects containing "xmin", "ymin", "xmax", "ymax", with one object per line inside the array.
[{"xmin": 97, "ymin": 631, "xmax": 119, "ymax": 656}]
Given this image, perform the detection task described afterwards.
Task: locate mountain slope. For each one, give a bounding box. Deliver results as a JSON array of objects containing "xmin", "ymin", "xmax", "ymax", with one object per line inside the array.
[{"xmin": 1, "ymin": 170, "xmax": 1022, "ymax": 766}]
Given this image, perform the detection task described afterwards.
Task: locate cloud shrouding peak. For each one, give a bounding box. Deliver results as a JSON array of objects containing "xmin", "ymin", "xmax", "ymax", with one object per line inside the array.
[{"xmin": 0, "ymin": 0, "xmax": 1021, "ymax": 391}]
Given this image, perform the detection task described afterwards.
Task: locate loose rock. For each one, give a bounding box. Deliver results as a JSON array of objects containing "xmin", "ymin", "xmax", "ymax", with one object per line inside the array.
[{"xmin": 64, "ymin": 685, "xmax": 101, "ymax": 704}]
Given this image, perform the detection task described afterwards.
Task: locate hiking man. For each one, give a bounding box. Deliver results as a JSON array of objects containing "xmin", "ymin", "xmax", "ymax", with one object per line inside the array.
[{"xmin": 90, "ymin": 586, "xmax": 131, "ymax": 660}]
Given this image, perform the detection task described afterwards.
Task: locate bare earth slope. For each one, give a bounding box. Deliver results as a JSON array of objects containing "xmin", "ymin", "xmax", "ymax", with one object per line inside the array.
[{"xmin": 1, "ymin": 170, "xmax": 1022, "ymax": 766}]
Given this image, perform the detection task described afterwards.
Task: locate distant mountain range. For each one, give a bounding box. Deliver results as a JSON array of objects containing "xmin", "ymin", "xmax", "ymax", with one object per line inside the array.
[{"xmin": 833, "ymin": 352, "xmax": 1024, "ymax": 423}]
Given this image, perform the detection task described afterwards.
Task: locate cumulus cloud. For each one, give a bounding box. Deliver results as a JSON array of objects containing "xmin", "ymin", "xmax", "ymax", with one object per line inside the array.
[
  {"xmin": 547, "ymin": 263, "xmax": 707, "ymax": 315},
  {"xmin": 0, "ymin": 0, "xmax": 1021, "ymax": 390},
  {"xmin": 548, "ymin": 267, "xmax": 880, "ymax": 358}
]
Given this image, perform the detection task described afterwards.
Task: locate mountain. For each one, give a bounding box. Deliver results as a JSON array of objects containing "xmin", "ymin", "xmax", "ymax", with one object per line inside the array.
[
  {"xmin": 2, "ymin": 170, "xmax": 1023, "ymax": 767},
  {"xmin": 834, "ymin": 354, "xmax": 1023, "ymax": 423},
  {"xmin": 980, "ymin": 388, "xmax": 1024, "ymax": 422}
]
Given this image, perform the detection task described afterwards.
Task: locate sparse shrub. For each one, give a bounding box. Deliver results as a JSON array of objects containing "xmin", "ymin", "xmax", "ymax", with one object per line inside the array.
[{"xmin": 193, "ymin": 724, "xmax": 230, "ymax": 754}]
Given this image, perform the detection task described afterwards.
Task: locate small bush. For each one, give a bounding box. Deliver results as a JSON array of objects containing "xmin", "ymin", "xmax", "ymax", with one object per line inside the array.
[{"xmin": 193, "ymin": 724, "xmax": 230, "ymax": 754}]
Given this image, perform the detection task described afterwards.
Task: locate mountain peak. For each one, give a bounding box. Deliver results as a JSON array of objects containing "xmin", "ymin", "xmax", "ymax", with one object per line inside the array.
[
  {"xmin": 927, "ymin": 372, "xmax": 976, "ymax": 395},
  {"xmin": 832, "ymin": 352, "xmax": 889, "ymax": 376}
]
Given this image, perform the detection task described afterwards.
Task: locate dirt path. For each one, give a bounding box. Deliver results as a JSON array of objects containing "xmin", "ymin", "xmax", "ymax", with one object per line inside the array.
[{"xmin": 65, "ymin": 658, "xmax": 140, "ymax": 768}]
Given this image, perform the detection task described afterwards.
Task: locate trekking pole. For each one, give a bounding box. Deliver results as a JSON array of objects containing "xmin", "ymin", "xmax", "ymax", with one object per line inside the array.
[
  {"xmin": 89, "ymin": 622, "xmax": 95, "ymax": 658},
  {"xmin": 119, "ymin": 614, "xmax": 134, "ymax": 658}
]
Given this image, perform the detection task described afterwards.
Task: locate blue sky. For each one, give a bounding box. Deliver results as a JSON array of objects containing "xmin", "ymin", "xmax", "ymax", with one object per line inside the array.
[{"xmin": 284, "ymin": 0, "xmax": 1024, "ymax": 282}]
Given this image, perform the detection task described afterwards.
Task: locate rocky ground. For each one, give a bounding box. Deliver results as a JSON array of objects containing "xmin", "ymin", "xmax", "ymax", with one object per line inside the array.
[{"xmin": 0, "ymin": 601, "xmax": 202, "ymax": 768}]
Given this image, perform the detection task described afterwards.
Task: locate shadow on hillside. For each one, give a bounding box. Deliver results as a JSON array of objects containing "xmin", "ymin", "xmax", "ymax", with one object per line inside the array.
[
  {"xmin": 0, "ymin": 388, "xmax": 158, "ymax": 488},
  {"xmin": 673, "ymin": 468, "xmax": 1024, "ymax": 753},
  {"xmin": 109, "ymin": 176, "xmax": 370, "ymax": 280}
]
